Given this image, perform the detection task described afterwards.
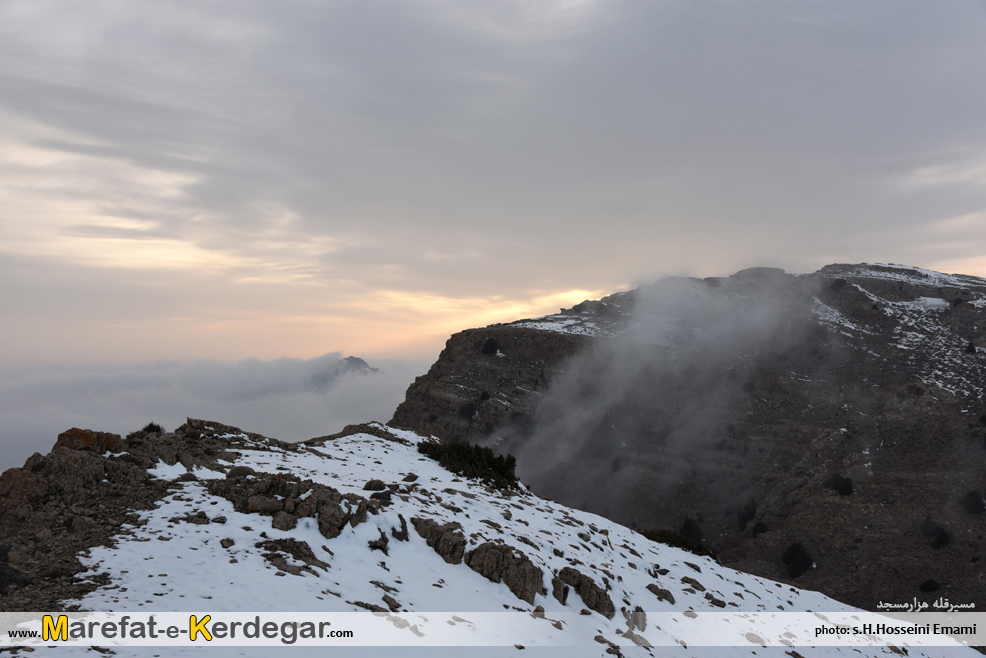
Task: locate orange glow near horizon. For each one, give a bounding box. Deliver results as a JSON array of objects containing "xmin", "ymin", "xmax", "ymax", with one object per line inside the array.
[{"xmin": 0, "ymin": 283, "xmax": 621, "ymax": 368}]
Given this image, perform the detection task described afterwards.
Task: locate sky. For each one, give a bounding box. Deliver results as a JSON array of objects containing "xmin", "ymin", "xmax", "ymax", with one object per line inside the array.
[{"xmin": 2, "ymin": 0, "xmax": 986, "ymax": 464}]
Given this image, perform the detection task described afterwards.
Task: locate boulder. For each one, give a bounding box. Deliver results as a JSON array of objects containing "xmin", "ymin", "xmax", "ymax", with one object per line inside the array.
[
  {"xmin": 53, "ymin": 428, "xmax": 123, "ymax": 454},
  {"xmin": 464, "ymin": 543, "xmax": 543, "ymax": 604}
]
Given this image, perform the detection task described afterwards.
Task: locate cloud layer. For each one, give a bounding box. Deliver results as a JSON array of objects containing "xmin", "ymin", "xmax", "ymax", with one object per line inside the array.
[
  {"xmin": 1, "ymin": 0, "xmax": 985, "ymax": 367},
  {"xmin": 0, "ymin": 354, "xmax": 421, "ymax": 471}
]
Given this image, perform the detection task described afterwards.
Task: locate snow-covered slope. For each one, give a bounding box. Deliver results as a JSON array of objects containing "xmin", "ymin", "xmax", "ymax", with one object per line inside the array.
[{"xmin": 40, "ymin": 422, "xmax": 977, "ymax": 657}]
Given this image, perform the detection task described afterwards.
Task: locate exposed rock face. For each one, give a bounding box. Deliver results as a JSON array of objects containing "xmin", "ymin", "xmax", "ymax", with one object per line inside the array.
[
  {"xmin": 52, "ymin": 428, "xmax": 124, "ymax": 454},
  {"xmin": 0, "ymin": 417, "xmax": 279, "ymax": 611},
  {"xmin": 464, "ymin": 542, "xmax": 543, "ymax": 604},
  {"xmin": 389, "ymin": 327, "xmax": 593, "ymax": 443},
  {"xmin": 410, "ymin": 517, "xmax": 466, "ymax": 564},
  {"xmin": 645, "ymin": 583, "xmax": 675, "ymax": 605},
  {"xmin": 256, "ymin": 538, "xmax": 329, "ymax": 576},
  {"xmin": 208, "ymin": 473, "xmax": 376, "ymax": 540},
  {"xmin": 390, "ymin": 263, "xmax": 986, "ymax": 611},
  {"xmin": 554, "ymin": 567, "xmax": 615, "ymax": 618}
]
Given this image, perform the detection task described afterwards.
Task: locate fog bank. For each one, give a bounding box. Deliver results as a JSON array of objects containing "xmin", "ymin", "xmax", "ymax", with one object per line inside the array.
[{"xmin": 0, "ymin": 354, "xmax": 423, "ymax": 471}]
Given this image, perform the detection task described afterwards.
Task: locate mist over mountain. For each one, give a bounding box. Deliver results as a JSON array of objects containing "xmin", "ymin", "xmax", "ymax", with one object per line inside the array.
[
  {"xmin": 389, "ymin": 262, "xmax": 986, "ymax": 611},
  {"xmin": 0, "ymin": 354, "xmax": 421, "ymax": 471}
]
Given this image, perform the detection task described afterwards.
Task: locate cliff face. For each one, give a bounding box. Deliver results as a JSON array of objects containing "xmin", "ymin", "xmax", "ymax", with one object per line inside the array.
[
  {"xmin": 388, "ymin": 326, "xmax": 593, "ymax": 443},
  {"xmin": 388, "ymin": 289, "xmax": 635, "ymax": 444},
  {"xmin": 389, "ymin": 263, "xmax": 986, "ymax": 611}
]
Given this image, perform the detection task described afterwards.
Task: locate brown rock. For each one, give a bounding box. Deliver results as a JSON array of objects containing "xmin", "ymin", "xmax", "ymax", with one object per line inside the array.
[
  {"xmin": 225, "ymin": 466, "xmax": 256, "ymax": 479},
  {"xmin": 391, "ymin": 514, "xmax": 409, "ymax": 542},
  {"xmin": 53, "ymin": 428, "xmax": 123, "ymax": 454},
  {"xmin": 256, "ymin": 538, "xmax": 329, "ymax": 576},
  {"xmin": 555, "ymin": 567, "xmax": 614, "ymax": 618},
  {"xmin": 247, "ymin": 495, "xmax": 283, "ymax": 514},
  {"xmin": 551, "ymin": 575, "xmax": 570, "ymax": 605},
  {"xmin": 368, "ymin": 529, "xmax": 390, "ymax": 555},
  {"xmin": 681, "ymin": 576, "xmax": 705, "ymax": 592},
  {"xmin": 646, "ymin": 583, "xmax": 675, "ymax": 605},
  {"xmin": 411, "ymin": 517, "xmax": 465, "ymax": 564},
  {"xmin": 464, "ymin": 543, "xmax": 544, "ymax": 604},
  {"xmin": 272, "ymin": 511, "xmax": 298, "ymax": 531},
  {"xmin": 208, "ymin": 475, "xmax": 370, "ymax": 540}
]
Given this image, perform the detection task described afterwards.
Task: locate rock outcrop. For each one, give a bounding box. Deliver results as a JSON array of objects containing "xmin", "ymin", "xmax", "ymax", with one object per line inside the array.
[
  {"xmin": 0, "ymin": 418, "xmax": 296, "ymax": 611},
  {"xmin": 208, "ymin": 473, "xmax": 377, "ymax": 539},
  {"xmin": 389, "ymin": 327, "xmax": 593, "ymax": 443},
  {"xmin": 553, "ymin": 567, "xmax": 615, "ymax": 618},
  {"xmin": 411, "ymin": 517, "xmax": 466, "ymax": 564},
  {"xmin": 464, "ymin": 542, "xmax": 543, "ymax": 604}
]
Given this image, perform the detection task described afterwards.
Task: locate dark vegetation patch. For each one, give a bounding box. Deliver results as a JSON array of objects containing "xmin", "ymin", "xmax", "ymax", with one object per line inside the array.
[
  {"xmin": 639, "ymin": 528, "xmax": 716, "ymax": 559},
  {"xmin": 417, "ymin": 441, "xmax": 518, "ymax": 489},
  {"xmin": 679, "ymin": 517, "xmax": 703, "ymax": 541},
  {"xmin": 823, "ymin": 474, "xmax": 854, "ymax": 496},
  {"xmin": 781, "ymin": 542, "xmax": 813, "ymax": 579},
  {"xmin": 126, "ymin": 422, "xmax": 165, "ymax": 441},
  {"xmin": 458, "ymin": 401, "xmax": 479, "ymax": 419},
  {"xmin": 920, "ymin": 518, "xmax": 951, "ymax": 549},
  {"xmin": 738, "ymin": 498, "xmax": 757, "ymax": 531},
  {"xmin": 962, "ymin": 491, "xmax": 986, "ymax": 514}
]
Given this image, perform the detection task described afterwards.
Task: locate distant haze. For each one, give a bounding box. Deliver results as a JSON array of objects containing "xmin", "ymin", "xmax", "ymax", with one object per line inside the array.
[{"xmin": 0, "ymin": 354, "xmax": 421, "ymax": 471}]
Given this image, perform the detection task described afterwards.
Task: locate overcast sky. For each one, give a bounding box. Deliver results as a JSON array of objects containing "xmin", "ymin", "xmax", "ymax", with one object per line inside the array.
[
  {"xmin": 1, "ymin": 1, "xmax": 986, "ymax": 460},
  {"xmin": 2, "ymin": 0, "xmax": 986, "ymax": 366}
]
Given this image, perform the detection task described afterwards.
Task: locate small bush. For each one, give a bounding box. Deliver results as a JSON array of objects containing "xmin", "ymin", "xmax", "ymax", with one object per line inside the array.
[
  {"xmin": 823, "ymin": 474, "xmax": 853, "ymax": 496},
  {"xmin": 142, "ymin": 422, "xmax": 164, "ymax": 434},
  {"xmin": 930, "ymin": 529, "xmax": 951, "ymax": 549},
  {"xmin": 781, "ymin": 542, "xmax": 814, "ymax": 579},
  {"xmin": 639, "ymin": 528, "xmax": 716, "ymax": 559},
  {"xmin": 679, "ymin": 517, "xmax": 703, "ymax": 541},
  {"xmin": 737, "ymin": 497, "xmax": 757, "ymax": 531},
  {"xmin": 417, "ymin": 440, "xmax": 518, "ymax": 489},
  {"xmin": 962, "ymin": 490, "xmax": 986, "ymax": 514}
]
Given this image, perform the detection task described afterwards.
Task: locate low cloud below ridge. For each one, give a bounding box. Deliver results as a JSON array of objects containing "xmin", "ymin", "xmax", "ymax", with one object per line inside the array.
[{"xmin": 0, "ymin": 353, "xmax": 423, "ymax": 471}]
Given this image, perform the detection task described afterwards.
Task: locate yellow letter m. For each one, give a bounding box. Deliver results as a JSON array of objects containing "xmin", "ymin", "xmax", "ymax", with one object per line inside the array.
[{"xmin": 43, "ymin": 615, "xmax": 68, "ymax": 641}]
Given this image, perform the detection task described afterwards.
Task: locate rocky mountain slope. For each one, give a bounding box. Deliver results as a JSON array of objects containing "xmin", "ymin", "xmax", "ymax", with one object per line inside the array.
[
  {"xmin": 0, "ymin": 420, "xmax": 979, "ymax": 656},
  {"xmin": 388, "ymin": 263, "xmax": 986, "ymax": 613}
]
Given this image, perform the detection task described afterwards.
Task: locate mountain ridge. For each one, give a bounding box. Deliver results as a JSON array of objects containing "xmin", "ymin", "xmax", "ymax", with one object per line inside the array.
[
  {"xmin": 0, "ymin": 419, "xmax": 978, "ymax": 656},
  {"xmin": 387, "ymin": 263, "xmax": 986, "ymax": 612}
]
